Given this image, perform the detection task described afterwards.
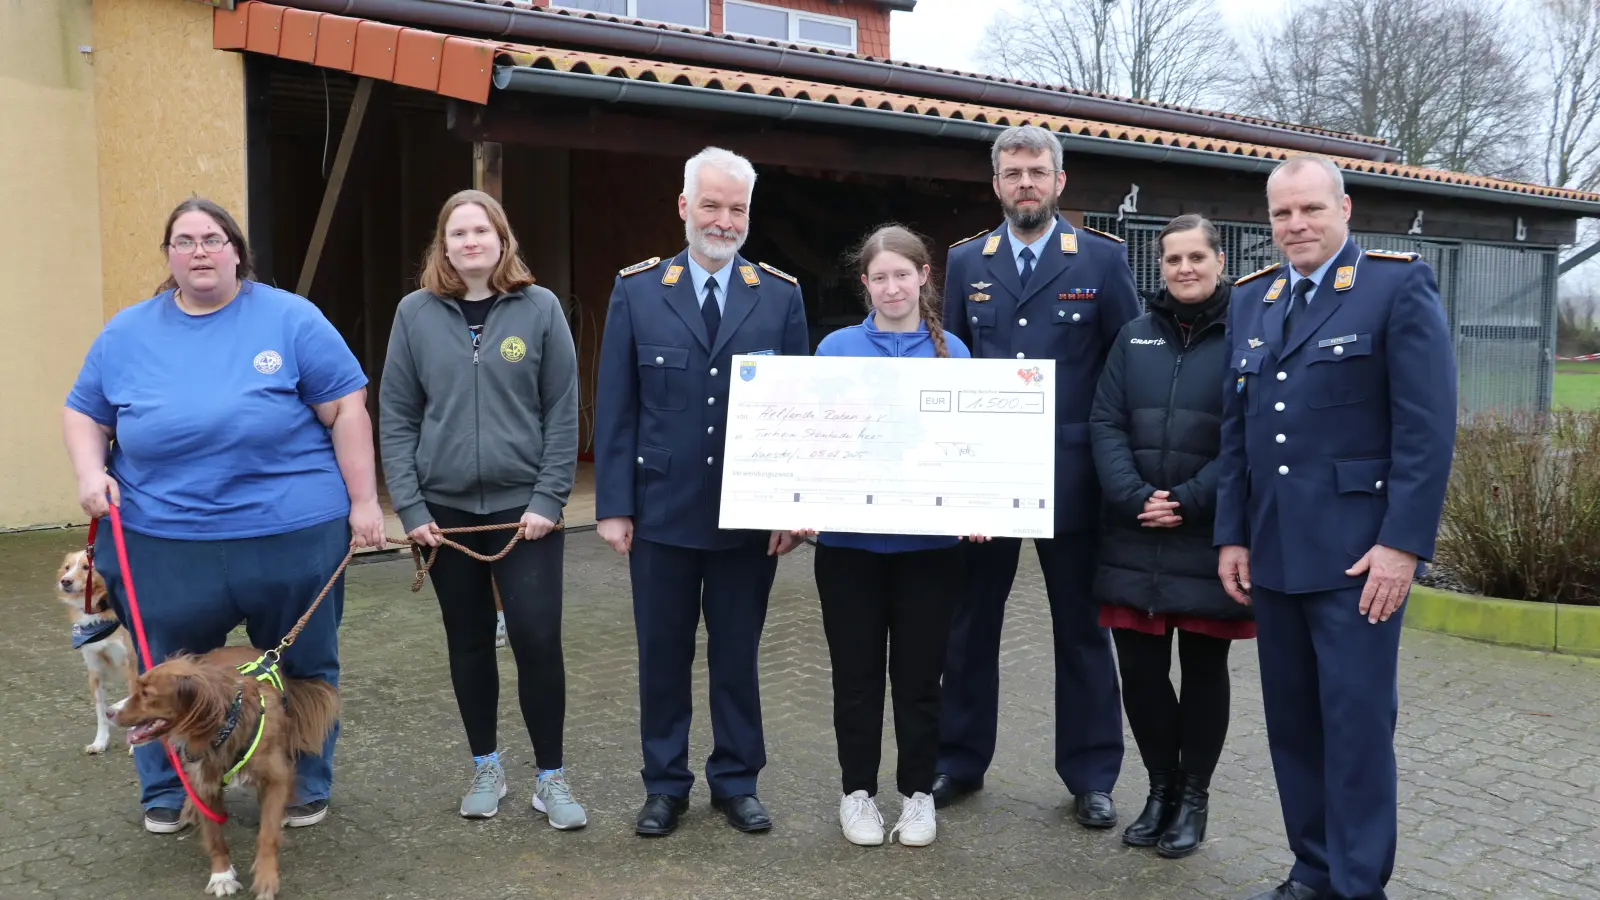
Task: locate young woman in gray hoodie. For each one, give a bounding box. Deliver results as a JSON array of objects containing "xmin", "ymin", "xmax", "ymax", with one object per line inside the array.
[{"xmin": 379, "ymin": 190, "xmax": 584, "ymax": 828}]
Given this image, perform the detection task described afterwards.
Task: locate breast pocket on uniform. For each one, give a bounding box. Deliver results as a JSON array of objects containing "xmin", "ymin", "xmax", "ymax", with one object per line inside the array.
[
  {"xmin": 1232, "ymin": 348, "xmax": 1265, "ymax": 416},
  {"xmin": 637, "ymin": 343, "xmax": 689, "ymax": 411},
  {"xmin": 965, "ymin": 305, "xmax": 997, "ymax": 332},
  {"xmin": 1051, "ymin": 301, "xmax": 1097, "ymax": 327},
  {"xmin": 1305, "ymin": 332, "xmax": 1373, "ymax": 409}
]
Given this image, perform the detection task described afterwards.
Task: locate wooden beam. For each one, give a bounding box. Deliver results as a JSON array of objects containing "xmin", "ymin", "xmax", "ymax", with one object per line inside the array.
[
  {"xmin": 297, "ymin": 77, "xmax": 377, "ymax": 299},
  {"xmin": 474, "ymin": 141, "xmax": 503, "ymax": 200}
]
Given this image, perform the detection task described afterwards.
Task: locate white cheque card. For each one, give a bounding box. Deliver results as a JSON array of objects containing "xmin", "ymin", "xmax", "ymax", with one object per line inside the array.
[{"xmin": 718, "ymin": 355, "xmax": 1056, "ymax": 539}]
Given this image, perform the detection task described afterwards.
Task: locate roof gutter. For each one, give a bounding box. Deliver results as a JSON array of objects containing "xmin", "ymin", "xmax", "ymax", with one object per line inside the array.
[
  {"xmin": 279, "ymin": 0, "xmax": 1402, "ymax": 163},
  {"xmin": 491, "ymin": 65, "xmax": 1600, "ymax": 217}
]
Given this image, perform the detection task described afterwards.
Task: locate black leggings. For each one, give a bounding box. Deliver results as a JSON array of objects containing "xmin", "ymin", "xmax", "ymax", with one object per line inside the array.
[
  {"xmin": 814, "ymin": 542, "xmax": 962, "ymax": 797},
  {"xmin": 426, "ymin": 503, "xmax": 565, "ymax": 769},
  {"xmin": 1111, "ymin": 626, "xmax": 1233, "ymax": 779}
]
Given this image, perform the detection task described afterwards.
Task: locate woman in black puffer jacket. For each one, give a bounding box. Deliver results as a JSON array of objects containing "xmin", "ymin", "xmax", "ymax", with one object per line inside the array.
[{"xmin": 1089, "ymin": 214, "xmax": 1255, "ymax": 860}]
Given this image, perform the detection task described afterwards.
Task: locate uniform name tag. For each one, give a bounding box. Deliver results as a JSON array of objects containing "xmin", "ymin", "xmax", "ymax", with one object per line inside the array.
[
  {"xmin": 745, "ymin": 349, "xmax": 776, "ymax": 356},
  {"xmin": 1317, "ymin": 334, "xmax": 1357, "ymax": 348}
]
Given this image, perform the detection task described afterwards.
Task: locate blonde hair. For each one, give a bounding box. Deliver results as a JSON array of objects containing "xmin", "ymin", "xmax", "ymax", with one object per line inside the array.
[
  {"xmin": 419, "ymin": 190, "xmax": 535, "ymax": 297},
  {"xmin": 851, "ymin": 224, "xmax": 950, "ymax": 358}
]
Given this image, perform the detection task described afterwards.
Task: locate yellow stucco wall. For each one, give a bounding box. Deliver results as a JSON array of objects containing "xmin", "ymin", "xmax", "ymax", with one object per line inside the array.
[
  {"xmin": 0, "ymin": 0, "xmax": 105, "ymax": 529},
  {"xmin": 0, "ymin": 0, "xmax": 247, "ymax": 530}
]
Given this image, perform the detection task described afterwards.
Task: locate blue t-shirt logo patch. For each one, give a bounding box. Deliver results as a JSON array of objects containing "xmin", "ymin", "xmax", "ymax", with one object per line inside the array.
[{"xmin": 254, "ymin": 350, "xmax": 283, "ymax": 374}]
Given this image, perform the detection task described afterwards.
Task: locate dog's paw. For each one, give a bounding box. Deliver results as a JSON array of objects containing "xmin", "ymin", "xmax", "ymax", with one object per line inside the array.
[
  {"xmin": 205, "ymin": 867, "xmax": 242, "ymax": 896},
  {"xmin": 251, "ymin": 872, "xmax": 278, "ymax": 900},
  {"xmin": 84, "ymin": 740, "xmax": 108, "ymax": 755}
]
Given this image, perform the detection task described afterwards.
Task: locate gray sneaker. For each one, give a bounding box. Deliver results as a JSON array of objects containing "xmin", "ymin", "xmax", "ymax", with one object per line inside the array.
[
  {"xmin": 533, "ymin": 769, "xmax": 588, "ymax": 830},
  {"xmin": 460, "ymin": 759, "xmax": 507, "ymax": 818}
]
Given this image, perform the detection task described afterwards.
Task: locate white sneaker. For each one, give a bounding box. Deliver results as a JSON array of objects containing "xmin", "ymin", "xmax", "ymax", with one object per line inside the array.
[
  {"xmin": 494, "ymin": 611, "xmax": 508, "ymax": 648},
  {"xmin": 839, "ymin": 790, "xmax": 884, "ymax": 846},
  {"xmin": 890, "ymin": 792, "xmax": 936, "ymax": 847}
]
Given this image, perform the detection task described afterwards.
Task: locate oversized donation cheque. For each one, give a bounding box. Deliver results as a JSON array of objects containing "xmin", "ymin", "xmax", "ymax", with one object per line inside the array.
[{"xmin": 718, "ymin": 354, "xmax": 1057, "ymax": 539}]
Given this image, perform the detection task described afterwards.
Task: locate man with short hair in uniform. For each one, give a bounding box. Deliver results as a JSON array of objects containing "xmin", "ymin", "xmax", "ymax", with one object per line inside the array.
[
  {"xmin": 936, "ymin": 124, "xmax": 1141, "ymax": 828},
  {"xmin": 1217, "ymin": 155, "xmax": 1456, "ymax": 900},
  {"xmin": 594, "ymin": 146, "xmax": 808, "ymax": 838}
]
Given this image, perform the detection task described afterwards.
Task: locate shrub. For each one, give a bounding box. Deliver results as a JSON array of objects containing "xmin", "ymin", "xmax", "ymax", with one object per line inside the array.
[{"xmin": 1435, "ymin": 409, "xmax": 1600, "ymax": 605}]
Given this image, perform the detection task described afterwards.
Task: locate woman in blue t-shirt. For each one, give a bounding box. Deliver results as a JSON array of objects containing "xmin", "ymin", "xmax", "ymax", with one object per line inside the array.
[
  {"xmin": 800, "ymin": 225, "xmax": 983, "ymax": 849},
  {"xmin": 62, "ymin": 198, "xmax": 382, "ymax": 835}
]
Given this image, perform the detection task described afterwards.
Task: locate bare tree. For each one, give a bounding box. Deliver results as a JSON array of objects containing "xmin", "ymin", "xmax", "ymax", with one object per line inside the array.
[
  {"xmin": 981, "ymin": 0, "xmax": 1236, "ymax": 108},
  {"xmin": 1539, "ymin": 0, "xmax": 1600, "ymax": 191},
  {"xmin": 1241, "ymin": 0, "xmax": 1530, "ymax": 174}
]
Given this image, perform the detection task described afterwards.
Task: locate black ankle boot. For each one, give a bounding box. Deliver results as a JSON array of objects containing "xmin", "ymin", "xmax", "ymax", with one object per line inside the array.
[
  {"xmin": 1120, "ymin": 770, "xmax": 1179, "ymax": 847},
  {"xmin": 1156, "ymin": 771, "xmax": 1210, "ymax": 858}
]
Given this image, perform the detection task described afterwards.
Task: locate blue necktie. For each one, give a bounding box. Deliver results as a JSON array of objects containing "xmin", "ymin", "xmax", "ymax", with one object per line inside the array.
[
  {"xmin": 1019, "ymin": 247, "xmax": 1036, "ymax": 288},
  {"xmin": 702, "ymin": 280, "xmax": 721, "ymax": 343},
  {"xmin": 1286, "ymin": 277, "xmax": 1313, "ymax": 332}
]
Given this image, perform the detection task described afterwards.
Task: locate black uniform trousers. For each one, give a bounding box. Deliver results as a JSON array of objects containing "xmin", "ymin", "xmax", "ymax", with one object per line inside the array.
[
  {"xmin": 937, "ymin": 535, "xmax": 1124, "ymax": 794},
  {"xmin": 1254, "ymin": 583, "xmax": 1404, "ymax": 900},
  {"xmin": 629, "ymin": 537, "xmax": 778, "ymax": 800}
]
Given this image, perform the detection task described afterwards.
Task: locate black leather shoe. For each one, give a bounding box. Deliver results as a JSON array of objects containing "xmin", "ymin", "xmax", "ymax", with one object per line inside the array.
[
  {"xmin": 1121, "ymin": 770, "xmax": 1179, "ymax": 847},
  {"xmin": 1156, "ymin": 771, "xmax": 1209, "ymax": 858},
  {"xmin": 1073, "ymin": 790, "xmax": 1117, "ymax": 828},
  {"xmin": 1243, "ymin": 880, "xmax": 1323, "ymax": 900},
  {"xmin": 930, "ymin": 773, "xmax": 983, "ymax": 809},
  {"xmin": 710, "ymin": 794, "xmax": 772, "ymax": 832},
  {"xmin": 635, "ymin": 794, "xmax": 689, "ymax": 836}
]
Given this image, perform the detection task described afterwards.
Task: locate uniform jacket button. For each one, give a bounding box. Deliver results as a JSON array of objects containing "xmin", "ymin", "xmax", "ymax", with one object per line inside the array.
[
  {"xmin": 1276, "ymin": 434, "xmax": 1285, "ymax": 443},
  {"xmin": 636, "ymin": 456, "xmax": 644, "ymax": 464},
  {"xmin": 1016, "ymin": 352, "xmax": 1025, "ymax": 359},
  {"xmin": 1072, "ymin": 312, "xmax": 1082, "ymax": 322},
  {"xmin": 1278, "ymin": 465, "xmax": 1289, "ymax": 475},
  {"xmin": 707, "ymin": 397, "xmax": 715, "ymax": 405},
  {"xmin": 1334, "ymin": 346, "xmax": 1345, "ymax": 355},
  {"xmin": 1277, "ymin": 371, "xmax": 1287, "ymax": 381},
  {"xmin": 707, "ymin": 457, "xmax": 714, "ymax": 465},
  {"xmin": 1375, "ymin": 480, "xmax": 1384, "ymax": 489},
  {"xmin": 707, "ymin": 426, "xmax": 714, "ymax": 434},
  {"xmin": 1275, "ymin": 402, "xmax": 1285, "ymax": 412},
  {"xmin": 971, "ymin": 315, "xmax": 979, "ymax": 324},
  {"xmin": 1018, "ymin": 318, "xmax": 1028, "ymax": 326},
  {"xmin": 655, "ymin": 356, "xmax": 664, "ymax": 365},
  {"xmin": 710, "ymin": 367, "xmax": 718, "ymax": 376}
]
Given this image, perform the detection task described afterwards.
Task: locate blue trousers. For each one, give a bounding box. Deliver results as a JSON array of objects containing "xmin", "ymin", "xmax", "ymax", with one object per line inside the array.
[
  {"xmin": 937, "ymin": 536, "xmax": 1124, "ymax": 794},
  {"xmin": 94, "ymin": 517, "xmax": 348, "ymax": 811},
  {"xmin": 1254, "ymin": 584, "xmax": 1404, "ymax": 900},
  {"xmin": 629, "ymin": 538, "xmax": 777, "ymax": 799}
]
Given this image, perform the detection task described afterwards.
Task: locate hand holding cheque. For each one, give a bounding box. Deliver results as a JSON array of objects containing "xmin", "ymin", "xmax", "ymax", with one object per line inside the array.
[{"xmin": 717, "ymin": 354, "xmax": 1056, "ymax": 539}]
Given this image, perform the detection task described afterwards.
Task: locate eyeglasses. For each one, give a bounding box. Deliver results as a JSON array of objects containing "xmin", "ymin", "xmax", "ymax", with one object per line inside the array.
[
  {"xmin": 167, "ymin": 237, "xmax": 230, "ymax": 254},
  {"xmin": 995, "ymin": 168, "xmax": 1056, "ymax": 185}
]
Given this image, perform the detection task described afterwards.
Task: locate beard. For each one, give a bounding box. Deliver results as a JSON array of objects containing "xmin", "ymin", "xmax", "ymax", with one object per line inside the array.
[
  {"xmin": 687, "ymin": 221, "xmax": 747, "ymax": 263},
  {"xmin": 1003, "ymin": 192, "xmax": 1059, "ymax": 233}
]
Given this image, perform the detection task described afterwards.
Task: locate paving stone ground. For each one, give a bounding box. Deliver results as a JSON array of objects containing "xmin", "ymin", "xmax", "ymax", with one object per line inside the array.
[{"xmin": 2, "ymin": 526, "xmax": 1597, "ymax": 900}]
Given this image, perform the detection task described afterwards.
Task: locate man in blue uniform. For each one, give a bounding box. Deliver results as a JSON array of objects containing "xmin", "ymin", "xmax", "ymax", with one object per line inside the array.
[
  {"xmin": 594, "ymin": 147, "xmax": 808, "ymax": 837},
  {"xmin": 1216, "ymin": 155, "xmax": 1456, "ymax": 900},
  {"xmin": 935, "ymin": 124, "xmax": 1141, "ymax": 828}
]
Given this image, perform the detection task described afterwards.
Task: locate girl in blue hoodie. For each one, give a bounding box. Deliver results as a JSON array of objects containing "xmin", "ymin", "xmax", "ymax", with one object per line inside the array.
[{"xmin": 803, "ymin": 225, "xmax": 979, "ymax": 849}]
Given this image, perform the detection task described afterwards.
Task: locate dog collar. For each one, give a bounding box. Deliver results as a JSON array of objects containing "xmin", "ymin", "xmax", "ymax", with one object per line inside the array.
[{"xmin": 70, "ymin": 619, "xmax": 121, "ymax": 649}]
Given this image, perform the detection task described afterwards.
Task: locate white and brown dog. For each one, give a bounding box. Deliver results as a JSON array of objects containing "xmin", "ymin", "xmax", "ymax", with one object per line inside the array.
[{"xmin": 56, "ymin": 549, "xmax": 139, "ymax": 754}]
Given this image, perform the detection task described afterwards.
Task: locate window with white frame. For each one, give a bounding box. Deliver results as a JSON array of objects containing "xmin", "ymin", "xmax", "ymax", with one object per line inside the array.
[
  {"xmin": 553, "ymin": 0, "xmax": 708, "ymax": 29},
  {"xmin": 723, "ymin": 1, "xmax": 857, "ymax": 51}
]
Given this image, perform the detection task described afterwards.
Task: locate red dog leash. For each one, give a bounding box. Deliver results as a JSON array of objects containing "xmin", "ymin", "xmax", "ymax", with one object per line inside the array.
[{"xmin": 92, "ymin": 503, "xmax": 229, "ymax": 824}]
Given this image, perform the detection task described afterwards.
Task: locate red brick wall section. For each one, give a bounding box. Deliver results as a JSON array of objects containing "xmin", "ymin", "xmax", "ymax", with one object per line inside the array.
[{"xmin": 532, "ymin": 1, "xmax": 893, "ymax": 57}]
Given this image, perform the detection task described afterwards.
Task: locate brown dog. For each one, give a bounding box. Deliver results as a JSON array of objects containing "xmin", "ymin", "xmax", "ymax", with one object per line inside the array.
[{"xmin": 114, "ymin": 645, "xmax": 339, "ymax": 899}]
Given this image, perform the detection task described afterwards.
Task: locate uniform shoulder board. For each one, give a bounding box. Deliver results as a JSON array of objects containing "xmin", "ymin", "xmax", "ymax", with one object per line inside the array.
[
  {"xmin": 1233, "ymin": 262, "xmax": 1283, "ymax": 286},
  {"xmin": 618, "ymin": 256, "xmax": 662, "ymax": 278},
  {"xmin": 758, "ymin": 261, "xmax": 798, "ymax": 284},
  {"xmin": 1365, "ymin": 250, "xmax": 1419, "ymax": 262},
  {"xmin": 949, "ymin": 229, "xmax": 988, "ymax": 249},
  {"xmin": 1081, "ymin": 225, "xmax": 1125, "ymax": 244}
]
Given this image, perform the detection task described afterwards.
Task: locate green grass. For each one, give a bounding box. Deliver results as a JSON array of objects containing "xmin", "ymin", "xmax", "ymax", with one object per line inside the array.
[{"xmin": 1555, "ymin": 360, "xmax": 1600, "ymax": 410}]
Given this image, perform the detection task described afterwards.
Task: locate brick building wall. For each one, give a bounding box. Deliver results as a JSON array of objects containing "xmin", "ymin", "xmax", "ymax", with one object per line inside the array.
[{"xmin": 532, "ymin": 1, "xmax": 894, "ymax": 57}]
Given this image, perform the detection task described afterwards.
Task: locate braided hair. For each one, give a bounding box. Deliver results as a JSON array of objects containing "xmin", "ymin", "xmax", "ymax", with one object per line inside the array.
[{"xmin": 851, "ymin": 224, "xmax": 949, "ymax": 358}]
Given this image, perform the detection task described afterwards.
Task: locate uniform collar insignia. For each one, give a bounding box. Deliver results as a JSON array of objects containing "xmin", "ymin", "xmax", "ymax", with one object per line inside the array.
[
  {"xmin": 1060, "ymin": 232, "xmax": 1078, "ymax": 254},
  {"xmin": 1334, "ymin": 265, "xmax": 1355, "ymax": 291},
  {"xmin": 740, "ymin": 265, "xmax": 760, "ymax": 286},
  {"xmin": 661, "ymin": 265, "xmax": 683, "ymax": 286},
  {"xmin": 1265, "ymin": 278, "xmax": 1287, "ymax": 302},
  {"xmin": 982, "ymin": 235, "xmax": 1003, "ymax": 256}
]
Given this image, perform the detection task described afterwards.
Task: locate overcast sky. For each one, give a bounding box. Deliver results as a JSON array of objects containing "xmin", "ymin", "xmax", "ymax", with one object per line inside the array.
[{"xmin": 888, "ymin": 0, "xmax": 1289, "ymax": 74}]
